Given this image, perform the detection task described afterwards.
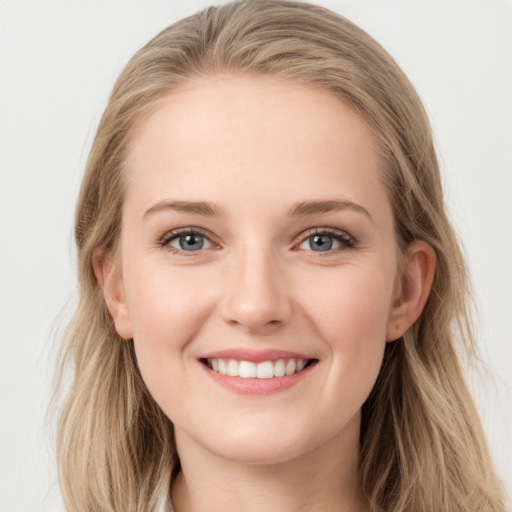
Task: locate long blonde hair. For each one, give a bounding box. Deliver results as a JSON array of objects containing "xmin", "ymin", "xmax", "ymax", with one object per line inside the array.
[{"xmin": 55, "ymin": 1, "xmax": 507, "ymax": 510}]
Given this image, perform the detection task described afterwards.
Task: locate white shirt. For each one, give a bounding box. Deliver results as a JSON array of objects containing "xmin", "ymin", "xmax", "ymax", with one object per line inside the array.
[{"xmin": 157, "ymin": 489, "xmax": 173, "ymax": 512}]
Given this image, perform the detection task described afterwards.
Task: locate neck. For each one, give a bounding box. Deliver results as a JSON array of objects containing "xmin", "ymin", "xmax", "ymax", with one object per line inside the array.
[{"xmin": 171, "ymin": 414, "xmax": 367, "ymax": 512}]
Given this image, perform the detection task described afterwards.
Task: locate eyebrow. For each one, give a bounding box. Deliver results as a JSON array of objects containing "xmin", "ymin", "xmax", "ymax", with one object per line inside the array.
[
  {"xmin": 289, "ymin": 200, "xmax": 372, "ymax": 220},
  {"xmin": 143, "ymin": 200, "xmax": 221, "ymax": 219},
  {"xmin": 143, "ymin": 199, "xmax": 372, "ymax": 221}
]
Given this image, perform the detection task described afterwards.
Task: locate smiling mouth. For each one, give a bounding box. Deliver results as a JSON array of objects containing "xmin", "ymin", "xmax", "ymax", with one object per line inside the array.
[{"xmin": 201, "ymin": 358, "xmax": 318, "ymax": 379}]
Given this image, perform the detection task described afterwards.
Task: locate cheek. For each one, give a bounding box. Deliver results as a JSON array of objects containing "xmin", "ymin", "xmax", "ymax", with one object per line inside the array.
[
  {"xmin": 300, "ymin": 266, "xmax": 394, "ymax": 346},
  {"xmin": 297, "ymin": 264, "xmax": 394, "ymax": 397},
  {"xmin": 126, "ymin": 263, "xmax": 214, "ymax": 338},
  {"xmin": 123, "ymin": 263, "xmax": 216, "ymax": 395}
]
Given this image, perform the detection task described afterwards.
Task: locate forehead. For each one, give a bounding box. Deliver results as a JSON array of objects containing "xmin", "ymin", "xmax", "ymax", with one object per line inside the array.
[{"xmin": 125, "ymin": 74, "xmax": 388, "ymax": 218}]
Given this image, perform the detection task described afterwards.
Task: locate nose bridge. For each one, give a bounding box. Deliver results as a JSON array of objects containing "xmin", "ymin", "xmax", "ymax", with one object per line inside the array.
[{"xmin": 222, "ymin": 239, "xmax": 292, "ymax": 333}]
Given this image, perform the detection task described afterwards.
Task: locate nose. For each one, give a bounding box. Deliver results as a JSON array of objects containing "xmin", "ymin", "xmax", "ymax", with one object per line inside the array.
[{"xmin": 219, "ymin": 247, "xmax": 293, "ymax": 335}]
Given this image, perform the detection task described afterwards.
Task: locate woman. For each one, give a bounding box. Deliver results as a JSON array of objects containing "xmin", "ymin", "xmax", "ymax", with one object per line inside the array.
[{"xmin": 55, "ymin": 1, "xmax": 508, "ymax": 511}]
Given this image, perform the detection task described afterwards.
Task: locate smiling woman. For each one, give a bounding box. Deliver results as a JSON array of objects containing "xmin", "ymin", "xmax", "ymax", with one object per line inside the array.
[
  {"xmin": 54, "ymin": 1, "xmax": 508, "ymax": 512},
  {"xmin": 98, "ymin": 76, "xmax": 422, "ymax": 483}
]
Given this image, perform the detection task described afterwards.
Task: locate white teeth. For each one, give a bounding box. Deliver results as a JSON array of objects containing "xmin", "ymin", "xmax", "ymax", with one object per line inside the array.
[
  {"xmin": 285, "ymin": 359, "xmax": 296, "ymax": 375},
  {"xmin": 274, "ymin": 359, "xmax": 286, "ymax": 377},
  {"xmin": 227, "ymin": 359, "xmax": 239, "ymax": 377},
  {"xmin": 239, "ymin": 360, "xmax": 257, "ymax": 378},
  {"xmin": 256, "ymin": 361, "xmax": 274, "ymax": 379},
  {"xmin": 207, "ymin": 358, "xmax": 310, "ymax": 378}
]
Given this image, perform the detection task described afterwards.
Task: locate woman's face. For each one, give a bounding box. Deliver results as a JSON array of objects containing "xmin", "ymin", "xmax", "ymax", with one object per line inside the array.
[{"xmin": 109, "ymin": 75, "xmax": 402, "ymax": 464}]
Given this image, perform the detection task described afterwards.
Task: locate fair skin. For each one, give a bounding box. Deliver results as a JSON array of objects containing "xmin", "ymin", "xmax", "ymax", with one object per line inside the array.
[{"xmin": 95, "ymin": 75, "xmax": 435, "ymax": 512}]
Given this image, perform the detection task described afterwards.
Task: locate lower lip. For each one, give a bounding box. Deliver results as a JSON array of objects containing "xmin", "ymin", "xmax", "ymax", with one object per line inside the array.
[{"xmin": 200, "ymin": 361, "xmax": 317, "ymax": 395}]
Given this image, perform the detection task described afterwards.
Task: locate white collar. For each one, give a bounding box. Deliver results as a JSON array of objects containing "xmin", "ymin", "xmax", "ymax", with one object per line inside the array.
[{"xmin": 157, "ymin": 488, "xmax": 173, "ymax": 512}]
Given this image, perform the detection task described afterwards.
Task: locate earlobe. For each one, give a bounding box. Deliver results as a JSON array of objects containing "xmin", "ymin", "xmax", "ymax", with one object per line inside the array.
[
  {"xmin": 386, "ymin": 240, "xmax": 436, "ymax": 342},
  {"xmin": 92, "ymin": 248, "xmax": 133, "ymax": 340}
]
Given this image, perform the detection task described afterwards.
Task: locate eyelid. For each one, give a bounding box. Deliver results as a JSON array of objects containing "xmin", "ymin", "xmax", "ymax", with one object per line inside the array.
[
  {"xmin": 158, "ymin": 227, "xmax": 219, "ymax": 255},
  {"xmin": 294, "ymin": 227, "xmax": 355, "ymax": 252},
  {"xmin": 157, "ymin": 225, "xmax": 356, "ymax": 255}
]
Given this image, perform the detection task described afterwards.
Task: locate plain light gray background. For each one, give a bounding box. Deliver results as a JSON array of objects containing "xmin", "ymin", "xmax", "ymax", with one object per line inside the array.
[{"xmin": 1, "ymin": 1, "xmax": 511, "ymax": 510}]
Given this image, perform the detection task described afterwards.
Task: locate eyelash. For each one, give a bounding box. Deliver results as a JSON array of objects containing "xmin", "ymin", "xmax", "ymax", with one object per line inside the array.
[
  {"xmin": 157, "ymin": 227, "xmax": 356, "ymax": 257},
  {"xmin": 300, "ymin": 227, "xmax": 355, "ymax": 253},
  {"xmin": 157, "ymin": 228, "xmax": 215, "ymax": 256}
]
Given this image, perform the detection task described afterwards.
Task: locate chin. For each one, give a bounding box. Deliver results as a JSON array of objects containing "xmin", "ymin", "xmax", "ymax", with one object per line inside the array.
[
  {"xmin": 191, "ymin": 419, "xmax": 336, "ymax": 466},
  {"xmin": 211, "ymin": 437, "xmax": 310, "ymax": 465}
]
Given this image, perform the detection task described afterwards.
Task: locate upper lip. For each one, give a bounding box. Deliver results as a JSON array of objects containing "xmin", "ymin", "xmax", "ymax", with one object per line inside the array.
[{"xmin": 200, "ymin": 348, "xmax": 315, "ymax": 363}]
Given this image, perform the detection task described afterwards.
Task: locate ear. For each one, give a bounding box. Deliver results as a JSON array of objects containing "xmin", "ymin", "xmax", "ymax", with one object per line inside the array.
[
  {"xmin": 386, "ymin": 240, "xmax": 436, "ymax": 342},
  {"xmin": 92, "ymin": 248, "xmax": 133, "ymax": 340}
]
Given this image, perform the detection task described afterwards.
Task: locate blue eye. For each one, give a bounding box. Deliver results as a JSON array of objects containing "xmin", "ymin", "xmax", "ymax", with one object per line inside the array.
[
  {"xmin": 307, "ymin": 234, "xmax": 333, "ymax": 251},
  {"xmin": 299, "ymin": 231, "xmax": 353, "ymax": 252},
  {"xmin": 168, "ymin": 232, "xmax": 212, "ymax": 252}
]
